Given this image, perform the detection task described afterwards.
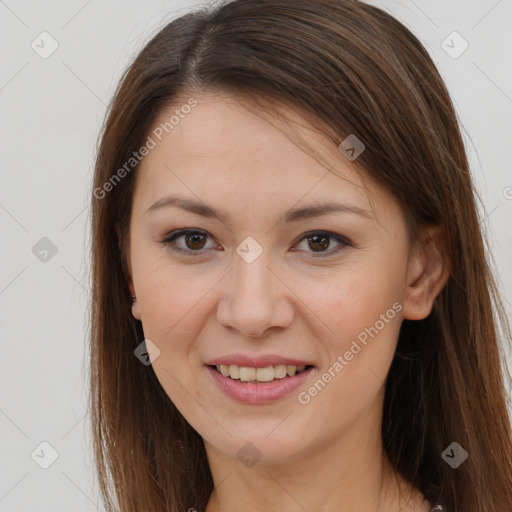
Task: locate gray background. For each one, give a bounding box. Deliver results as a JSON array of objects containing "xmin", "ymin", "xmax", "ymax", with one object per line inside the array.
[{"xmin": 1, "ymin": 0, "xmax": 511, "ymax": 510}]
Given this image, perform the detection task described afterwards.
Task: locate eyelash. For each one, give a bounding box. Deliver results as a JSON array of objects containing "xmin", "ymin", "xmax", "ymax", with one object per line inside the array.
[{"xmin": 160, "ymin": 229, "xmax": 352, "ymax": 258}]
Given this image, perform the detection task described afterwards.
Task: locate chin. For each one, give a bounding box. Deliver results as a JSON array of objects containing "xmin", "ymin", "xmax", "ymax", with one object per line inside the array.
[{"xmin": 204, "ymin": 426, "xmax": 311, "ymax": 466}]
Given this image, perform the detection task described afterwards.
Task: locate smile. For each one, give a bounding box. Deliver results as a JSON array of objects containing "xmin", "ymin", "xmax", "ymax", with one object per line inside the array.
[
  {"xmin": 205, "ymin": 364, "xmax": 315, "ymax": 404},
  {"xmin": 211, "ymin": 363, "xmax": 311, "ymax": 382}
]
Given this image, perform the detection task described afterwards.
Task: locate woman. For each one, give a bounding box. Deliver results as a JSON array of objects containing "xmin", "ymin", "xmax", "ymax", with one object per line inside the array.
[{"xmin": 88, "ymin": 1, "xmax": 512, "ymax": 511}]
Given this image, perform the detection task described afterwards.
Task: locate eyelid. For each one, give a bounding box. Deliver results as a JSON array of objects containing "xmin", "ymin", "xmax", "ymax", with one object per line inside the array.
[
  {"xmin": 161, "ymin": 229, "xmax": 352, "ymax": 257},
  {"xmin": 161, "ymin": 228, "xmax": 219, "ymax": 256},
  {"xmin": 294, "ymin": 230, "xmax": 351, "ymax": 255}
]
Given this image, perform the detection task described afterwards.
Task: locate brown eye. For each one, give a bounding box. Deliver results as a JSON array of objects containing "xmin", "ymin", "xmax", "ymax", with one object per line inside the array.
[
  {"xmin": 293, "ymin": 231, "xmax": 350, "ymax": 257},
  {"xmin": 162, "ymin": 229, "xmax": 350, "ymax": 258},
  {"xmin": 184, "ymin": 232, "xmax": 207, "ymax": 250},
  {"xmin": 307, "ymin": 234, "xmax": 330, "ymax": 252},
  {"xmin": 162, "ymin": 229, "xmax": 217, "ymax": 256}
]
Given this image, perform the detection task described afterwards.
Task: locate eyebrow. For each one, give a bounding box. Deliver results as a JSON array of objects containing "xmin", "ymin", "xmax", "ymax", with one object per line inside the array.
[{"xmin": 145, "ymin": 195, "xmax": 372, "ymax": 222}]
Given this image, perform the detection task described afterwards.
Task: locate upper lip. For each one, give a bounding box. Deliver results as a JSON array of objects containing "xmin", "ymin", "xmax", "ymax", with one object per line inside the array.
[{"xmin": 204, "ymin": 354, "xmax": 314, "ymax": 368}]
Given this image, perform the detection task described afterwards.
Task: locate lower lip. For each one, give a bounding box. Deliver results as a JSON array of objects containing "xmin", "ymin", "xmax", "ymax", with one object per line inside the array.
[{"xmin": 205, "ymin": 365, "xmax": 314, "ymax": 405}]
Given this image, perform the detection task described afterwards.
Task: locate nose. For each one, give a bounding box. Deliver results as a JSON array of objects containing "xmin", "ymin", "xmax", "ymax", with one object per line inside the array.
[{"xmin": 215, "ymin": 251, "xmax": 295, "ymax": 338}]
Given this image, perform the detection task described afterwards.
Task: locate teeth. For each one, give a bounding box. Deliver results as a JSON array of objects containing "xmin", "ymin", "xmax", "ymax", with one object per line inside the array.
[
  {"xmin": 215, "ymin": 363, "xmax": 309, "ymax": 382},
  {"xmin": 273, "ymin": 364, "xmax": 287, "ymax": 378},
  {"xmin": 239, "ymin": 367, "xmax": 256, "ymax": 381},
  {"xmin": 256, "ymin": 366, "xmax": 274, "ymax": 382}
]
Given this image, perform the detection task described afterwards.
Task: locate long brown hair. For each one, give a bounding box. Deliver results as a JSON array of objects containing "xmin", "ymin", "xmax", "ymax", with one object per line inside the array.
[{"xmin": 88, "ymin": 1, "xmax": 512, "ymax": 510}]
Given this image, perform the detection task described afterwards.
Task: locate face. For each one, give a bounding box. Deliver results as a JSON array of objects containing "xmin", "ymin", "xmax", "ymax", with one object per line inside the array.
[{"xmin": 127, "ymin": 91, "xmax": 419, "ymax": 464}]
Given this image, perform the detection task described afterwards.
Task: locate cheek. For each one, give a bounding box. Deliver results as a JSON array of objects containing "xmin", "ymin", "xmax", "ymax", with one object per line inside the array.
[
  {"xmin": 293, "ymin": 271, "xmax": 403, "ymax": 433},
  {"xmin": 305, "ymin": 261, "xmax": 405, "ymax": 373},
  {"xmin": 133, "ymin": 260, "xmax": 215, "ymax": 411},
  {"xmin": 132, "ymin": 249, "xmax": 220, "ymax": 344}
]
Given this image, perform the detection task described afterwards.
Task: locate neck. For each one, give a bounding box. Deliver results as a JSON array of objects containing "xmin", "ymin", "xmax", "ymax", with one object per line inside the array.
[{"xmin": 203, "ymin": 391, "xmax": 429, "ymax": 512}]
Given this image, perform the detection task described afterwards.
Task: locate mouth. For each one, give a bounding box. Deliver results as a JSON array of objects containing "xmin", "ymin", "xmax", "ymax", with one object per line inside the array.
[
  {"xmin": 208, "ymin": 363, "xmax": 314, "ymax": 383},
  {"xmin": 204, "ymin": 354, "xmax": 316, "ymax": 404}
]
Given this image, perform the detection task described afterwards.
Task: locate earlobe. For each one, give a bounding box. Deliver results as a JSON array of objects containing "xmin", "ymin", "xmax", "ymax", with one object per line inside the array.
[
  {"xmin": 117, "ymin": 222, "xmax": 140, "ymax": 320},
  {"xmin": 129, "ymin": 282, "xmax": 142, "ymax": 321},
  {"xmin": 132, "ymin": 301, "xmax": 142, "ymax": 321},
  {"xmin": 402, "ymin": 226, "xmax": 451, "ymax": 320}
]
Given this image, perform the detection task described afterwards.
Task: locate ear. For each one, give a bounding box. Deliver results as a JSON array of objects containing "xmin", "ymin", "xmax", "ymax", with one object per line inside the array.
[
  {"xmin": 128, "ymin": 280, "xmax": 141, "ymax": 321},
  {"xmin": 402, "ymin": 225, "xmax": 450, "ymax": 320},
  {"xmin": 115, "ymin": 221, "xmax": 141, "ymax": 321}
]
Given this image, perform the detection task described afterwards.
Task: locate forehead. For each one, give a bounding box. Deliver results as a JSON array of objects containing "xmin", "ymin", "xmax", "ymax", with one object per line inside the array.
[
  {"xmin": 131, "ymin": 92, "xmax": 400, "ymax": 231},
  {"xmin": 138, "ymin": 94, "xmax": 365, "ymax": 190}
]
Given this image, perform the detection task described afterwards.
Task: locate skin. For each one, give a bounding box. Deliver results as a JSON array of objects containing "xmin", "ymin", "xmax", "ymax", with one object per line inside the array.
[{"xmin": 127, "ymin": 91, "xmax": 449, "ymax": 512}]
